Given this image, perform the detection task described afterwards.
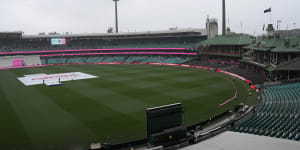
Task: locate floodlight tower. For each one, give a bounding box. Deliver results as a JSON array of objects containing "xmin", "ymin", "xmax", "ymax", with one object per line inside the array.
[
  {"xmin": 113, "ymin": 0, "xmax": 119, "ymax": 33},
  {"xmin": 222, "ymin": 0, "xmax": 226, "ymax": 35}
]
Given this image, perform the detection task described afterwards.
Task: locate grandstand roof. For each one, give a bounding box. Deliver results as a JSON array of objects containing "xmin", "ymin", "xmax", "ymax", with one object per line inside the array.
[
  {"xmin": 244, "ymin": 37, "xmax": 300, "ymax": 53},
  {"xmin": 22, "ymin": 29, "xmax": 206, "ymax": 39},
  {"xmin": 286, "ymin": 37, "xmax": 300, "ymax": 46},
  {"xmin": 277, "ymin": 58, "xmax": 300, "ymax": 71},
  {"xmin": 271, "ymin": 46, "xmax": 300, "ymax": 53},
  {"xmin": 271, "ymin": 37, "xmax": 300, "ymax": 53},
  {"xmin": 197, "ymin": 34, "xmax": 253, "ymax": 46},
  {"xmin": 244, "ymin": 38, "xmax": 284, "ymax": 51},
  {"xmin": 0, "ymin": 31, "xmax": 23, "ymax": 38},
  {"xmin": 0, "ymin": 31, "xmax": 23, "ymax": 34},
  {"xmin": 243, "ymin": 45, "xmax": 270, "ymax": 51}
]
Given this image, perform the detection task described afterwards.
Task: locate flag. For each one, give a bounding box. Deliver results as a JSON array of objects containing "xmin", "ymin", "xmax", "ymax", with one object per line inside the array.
[{"xmin": 264, "ymin": 8, "xmax": 271, "ymax": 13}]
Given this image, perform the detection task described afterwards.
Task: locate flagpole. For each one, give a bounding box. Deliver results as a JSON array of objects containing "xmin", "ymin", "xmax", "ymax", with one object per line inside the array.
[
  {"xmin": 270, "ymin": 7, "xmax": 272, "ymax": 24},
  {"xmin": 269, "ymin": 0, "xmax": 272, "ymax": 23}
]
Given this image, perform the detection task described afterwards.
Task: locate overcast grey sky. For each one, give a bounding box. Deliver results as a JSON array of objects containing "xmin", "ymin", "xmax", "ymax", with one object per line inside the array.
[{"xmin": 0, "ymin": 0, "xmax": 298, "ymax": 35}]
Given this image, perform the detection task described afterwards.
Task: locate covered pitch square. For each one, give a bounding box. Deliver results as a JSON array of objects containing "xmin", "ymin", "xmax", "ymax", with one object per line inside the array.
[{"xmin": 17, "ymin": 72, "xmax": 98, "ymax": 86}]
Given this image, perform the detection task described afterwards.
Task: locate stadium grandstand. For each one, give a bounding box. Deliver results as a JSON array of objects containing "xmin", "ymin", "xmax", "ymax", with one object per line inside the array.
[
  {"xmin": 195, "ymin": 34, "xmax": 268, "ymax": 84},
  {"xmin": 0, "ymin": 29, "xmax": 206, "ymax": 52},
  {"xmin": 196, "ymin": 27, "xmax": 300, "ymax": 83},
  {"xmin": 1, "ymin": 27, "xmax": 300, "ymax": 150},
  {"xmin": 183, "ymin": 24, "xmax": 300, "ymax": 150},
  {"xmin": 242, "ymin": 36, "xmax": 300, "ymax": 81},
  {"xmin": 232, "ymin": 82, "xmax": 300, "ymax": 140},
  {"xmin": 0, "ymin": 29, "xmax": 204, "ymax": 67},
  {"xmin": 0, "ymin": 0, "xmax": 300, "ymax": 148},
  {"xmin": 196, "ymin": 34, "xmax": 253, "ymax": 66}
]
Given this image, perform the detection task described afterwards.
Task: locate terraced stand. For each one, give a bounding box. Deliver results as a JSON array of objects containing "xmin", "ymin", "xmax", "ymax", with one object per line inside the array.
[
  {"xmin": 42, "ymin": 56, "xmax": 193, "ymax": 65},
  {"xmin": 232, "ymin": 82, "xmax": 300, "ymax": 141}
]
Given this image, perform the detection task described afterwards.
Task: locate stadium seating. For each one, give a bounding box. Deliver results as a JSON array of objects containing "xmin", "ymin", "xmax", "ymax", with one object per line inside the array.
[
  {"xmin": 47, "ymin": 58, "xmax": 66, "ymax": 64},
  {"xmin": 41, "ymin": 56, "xmax": 193, "ymax": 65},
  {"xmin": 66, "ymin": 57, "xmax": 84, "ymax": 64},
  {"xmin": 0, "ymin": 36, "xmax": 203, "ymax": 52},
  {"xmin": 232, "ymin": 82, "xmax": 300, "ymax": 141}
]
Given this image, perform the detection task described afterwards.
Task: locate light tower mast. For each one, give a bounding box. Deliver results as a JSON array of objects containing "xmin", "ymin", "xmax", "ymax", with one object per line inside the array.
[
  {"xmin": 222, "ymin": 0, "xmax": 226, "ymax": 35},
  {"xmin": 113, "ymin": 0, "xmax": 119, "ymax": 33}
]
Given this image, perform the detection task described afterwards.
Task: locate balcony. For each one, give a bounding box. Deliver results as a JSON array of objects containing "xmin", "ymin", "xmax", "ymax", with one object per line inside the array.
[{"xmin": 199, "ymin": 51, "xmax": 241, "ymax": 57}]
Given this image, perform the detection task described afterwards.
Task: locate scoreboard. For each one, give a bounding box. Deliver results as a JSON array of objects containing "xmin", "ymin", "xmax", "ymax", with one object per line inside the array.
[
  {"xmin": 51, "ymin": 38, "xmax": 66, "ymax": 45},
  {"xmin": 146, "ymin": 103, "xmax": 186, "ymax": 145}
]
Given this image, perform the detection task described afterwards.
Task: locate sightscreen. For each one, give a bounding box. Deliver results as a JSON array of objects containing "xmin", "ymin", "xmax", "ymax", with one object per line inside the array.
[
  {"xmin": 13, "ymin": 59, "xmax": 23, "ymax": 67},
  {"xmin": 146, "ymin": 103, "xmax": 183, "ymax": 139}
]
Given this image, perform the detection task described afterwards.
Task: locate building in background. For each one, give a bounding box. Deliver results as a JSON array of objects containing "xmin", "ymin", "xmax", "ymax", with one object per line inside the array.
[
  {"xmin": 278, "ymin": 29, "xmax": 300, "ymax": 39},
  {"xmin": 206, "ymin": 18, "xmax": 218, "ymax": 39}
]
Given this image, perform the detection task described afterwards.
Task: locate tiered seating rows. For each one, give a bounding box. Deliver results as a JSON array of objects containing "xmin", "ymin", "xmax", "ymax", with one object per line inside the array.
[
  {"xmin": 232, "ymin": 83, "xmax": 300, "ymax": 141},
  {"xmin": 42, "ymin": 56, "xmax": 193, "ymax": 65}
]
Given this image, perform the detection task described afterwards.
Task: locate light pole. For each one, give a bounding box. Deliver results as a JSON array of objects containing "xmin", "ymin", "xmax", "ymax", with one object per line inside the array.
[
  {"xmin": 113, "ymin": 0, "xmax": 119, "ymax": 33},
  {"xmin": 222, "ymin": 0, "xmax": 226, "ymax": 35}
]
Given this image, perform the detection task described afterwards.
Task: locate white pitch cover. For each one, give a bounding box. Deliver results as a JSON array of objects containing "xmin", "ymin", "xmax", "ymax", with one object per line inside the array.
[{"xmin": 18, "ymin": 72, "xmax": 98, "ymax": 86}]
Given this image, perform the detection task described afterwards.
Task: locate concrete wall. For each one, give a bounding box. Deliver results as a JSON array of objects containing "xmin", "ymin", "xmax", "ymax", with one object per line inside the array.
[{"xmin": 0, "ymin": 55, "xmax": 41, "ymax": 67}]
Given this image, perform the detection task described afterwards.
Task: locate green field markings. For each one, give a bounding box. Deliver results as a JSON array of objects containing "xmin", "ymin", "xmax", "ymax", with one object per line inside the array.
[
  {"xmin": 0, "ymin": 83, "xmax": 32, "ymax": 149},
  {"xmin": 130, "ymin": 80, "xmax": 163, "ymax": 89},
  {"xmin": 63, "ymin": 79, "xmax": 154, "ymax": 115},
  {"xmin": 80, "ymin": 75, "xmax": 175, "ymax": 108},
  {"xmin": 34, "ymin": 81, "xmax": 146, "ymax": 144},
  {"xmin": 0, "ymin": 70, "xmax": 96, "ymax": 149},
  {"xmin": 60, "ymin": 65, "xmax": 237, "ymax": 126},
  {"xmin": 0, "ymin": 64, "xmax": 258, "ymax": 147}
]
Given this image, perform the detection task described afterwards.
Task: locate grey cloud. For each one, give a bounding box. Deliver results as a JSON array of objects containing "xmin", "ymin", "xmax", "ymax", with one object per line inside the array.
[{"xmin": 0, "ymin": 0, "xmax": 298, "ymax": 35}]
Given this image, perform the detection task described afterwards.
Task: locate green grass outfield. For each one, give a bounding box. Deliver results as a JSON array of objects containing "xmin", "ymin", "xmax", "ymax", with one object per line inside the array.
[{"xmin": 0, "ymin": 64, "xmax": 258, "ymax": 149}]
